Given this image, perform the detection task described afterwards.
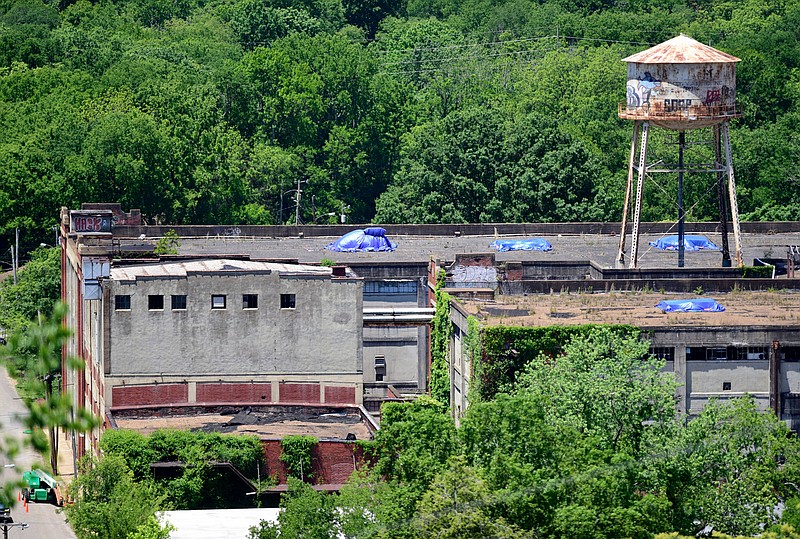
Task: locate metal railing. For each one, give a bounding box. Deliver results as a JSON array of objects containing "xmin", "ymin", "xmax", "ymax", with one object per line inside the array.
[{"xmin": 618, "ymin": 102, "xmax": 741, "ymax": 121}]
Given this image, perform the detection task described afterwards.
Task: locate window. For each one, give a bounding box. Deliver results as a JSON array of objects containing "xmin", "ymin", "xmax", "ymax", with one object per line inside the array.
[
  {"xmin": 364, "ymin": 281, "xmax": 417, "ymax": 296},
  {"xmin": 211, "ymin": 295, "xmax": 226, "ymax": 309},
  {"xmin": 115, "ymin": 295, "xmax": 131, "ymax": 310},
  {"xmin": 171, "ymin": 295, "xmax": 187, "ymax": 310},
  {"xmin": 734, "ymin": 346, "xmax": 768, "ymax": 361},
  {"xmin": 243, "ymin": 294, "xmax": 258, "ymax": 309},
  {"xmin": 374, "ymin": 355, "xmax": 386, "ymax": 382},
  {"xmin": 148, "ymin": 295, "xmax": 164, "ymax": 310},
  {"xmin": 280, "ymin": 294, "xmax": 296, "ymax": 309},
  {"xmin": 649, "ymin": 347, "xmax": 675, "ymax": 361}
]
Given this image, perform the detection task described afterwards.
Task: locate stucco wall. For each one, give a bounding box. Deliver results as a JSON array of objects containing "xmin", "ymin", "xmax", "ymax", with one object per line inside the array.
[{"xmin": 106, "ymin": 272, "xmax": 362, "ymax": 376}]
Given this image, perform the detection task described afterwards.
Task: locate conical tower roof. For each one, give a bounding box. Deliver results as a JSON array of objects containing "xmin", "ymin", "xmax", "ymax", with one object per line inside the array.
[{"xmin": 623, "ymin": 34, "xmax": 740, "ymax": 64}]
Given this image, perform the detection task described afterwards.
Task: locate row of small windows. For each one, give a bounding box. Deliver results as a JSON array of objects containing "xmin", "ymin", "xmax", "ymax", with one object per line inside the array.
[
  {"xmin": 650, "ymin": 346, "xmax": 800, "ymax": 361},
  {"xmin": 115, "ymin": 294, "xmax": 295, "ymax": 311},
  {"xmin": 364, "ymin": 281, "xmax": 417, "ymax": 295}
]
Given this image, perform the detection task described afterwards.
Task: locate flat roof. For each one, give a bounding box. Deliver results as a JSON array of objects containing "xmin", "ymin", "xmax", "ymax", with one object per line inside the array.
[
  {"xmin": 458, "ymin": 289, "xmax": 800, "ymax": 330},
  {"xmin": 111, "ymin": 406, "xmax": 373, "ymax": 441},
  {"xmin": 162, "ymin": 508, "xmax": 279, "ymax": 539},
  {"xmin": 110, "ymin": 258, "xmax": 335, "ymax": 281},
  {"xmin": 118, "ymin": 231, "xmax": 800, "ymax": 270}
]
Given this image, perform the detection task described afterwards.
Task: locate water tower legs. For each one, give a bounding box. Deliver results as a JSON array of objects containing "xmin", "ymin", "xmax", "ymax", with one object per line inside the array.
[
  {"xmin": 714, "ymin": 125, "xmax": 732, "ymax": 266},
  {"xmin": 721, "ymin": 122, "xmax": 744, "ymax": 267},
  {"xmin": 624, "ymin": 121, "xmax": 650, "ymax": 269},
  {"xmin": 617, "ymin": 123, "xmax": 639, "ymax": 266},
  {"xmin": 618, "ymin": 120, "xmax": 743, "ymax": 269}
]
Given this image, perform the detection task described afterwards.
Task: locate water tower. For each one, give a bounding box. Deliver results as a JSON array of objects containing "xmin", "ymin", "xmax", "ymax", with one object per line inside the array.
[{"xmin": 616, "ymin": 34, "xmax": 743, "ymax": 269}]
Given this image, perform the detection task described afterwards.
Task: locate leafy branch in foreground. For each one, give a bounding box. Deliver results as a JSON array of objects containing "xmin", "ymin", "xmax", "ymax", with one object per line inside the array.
[{"xmin": 0, "ymin": 302, "xmax": 98, "ymax": 508}]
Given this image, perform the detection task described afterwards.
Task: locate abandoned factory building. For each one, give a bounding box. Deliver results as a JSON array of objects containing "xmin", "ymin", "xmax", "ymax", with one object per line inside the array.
[{"xmin": 61, "ymin": 203, "xmax": 800, "ymax": 459}]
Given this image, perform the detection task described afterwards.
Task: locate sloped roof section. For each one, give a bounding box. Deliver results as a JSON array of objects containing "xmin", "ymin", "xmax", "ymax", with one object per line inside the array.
[{"xmin": 623, "ymin": 34, "xmax": 740, "ymax": 64}]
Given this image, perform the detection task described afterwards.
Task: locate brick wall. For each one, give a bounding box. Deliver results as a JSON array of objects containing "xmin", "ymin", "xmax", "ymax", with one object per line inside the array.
[
  {"xmin": 112, "ymin": 383, "xmax": 188, "ymax": 407},
  {"xmin": 323, "ymin": 386, "xmax": 356, "ymax": 404},
  {"xmin": 262, "ymin": 439, "xmax": 365, "ymax": 486},
  {"xmin": 197, "ymin": 382, "xmax": 272, "ymax": 404},
  {"xmin": 279, "ymin": 383, "xmax": 320, "ymax": 404}
]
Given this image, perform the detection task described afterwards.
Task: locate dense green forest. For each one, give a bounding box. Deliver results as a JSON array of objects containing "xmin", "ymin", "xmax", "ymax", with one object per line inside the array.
[{"xmin": 2, "ymin": 0, "xmax": 800, "ymax": 256}]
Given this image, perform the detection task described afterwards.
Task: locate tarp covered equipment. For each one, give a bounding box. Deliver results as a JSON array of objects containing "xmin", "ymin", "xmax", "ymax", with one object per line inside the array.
[
  {"xmin": 325, "ymin": 227, "xmax": 397, "ymax": 252},
  {"xmin": 649, "ymin": 235, "xmax": 719, "ymax": 251},
  {"xmin": 655, "ymin": 299, "xmax": 726, "ymax": 312},
  {"xmin": 490, "ymin": 238, "xmax": 553, "ymax": 252}
]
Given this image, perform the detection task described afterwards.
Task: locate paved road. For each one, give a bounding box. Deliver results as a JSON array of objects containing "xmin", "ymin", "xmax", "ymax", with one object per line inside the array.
[{"xmin": 0, "ymin": 371, "xmax": 76, "ymax": 538}]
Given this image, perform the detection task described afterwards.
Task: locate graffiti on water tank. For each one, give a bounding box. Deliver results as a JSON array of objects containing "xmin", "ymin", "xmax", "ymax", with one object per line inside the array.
[
  {"xmin": 664, "ymin": 99, "xmax": 692, "ymax": 112},
  {"xmin": 627, "ymin": 71, "xmax": 661, "ymax": 110},
  {"xmin": 704, "ymin": 89, "xmax": 721, "ymax": 106}
]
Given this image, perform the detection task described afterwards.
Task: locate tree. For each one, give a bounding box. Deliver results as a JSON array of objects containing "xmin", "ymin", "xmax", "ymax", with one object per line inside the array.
[
  {"xmin": 248, "ymin": 478, "xmax": 337, "ymax": 539},
  {"xmin": 648, "ymin": 396, "xmax": 800, "ymax": 536},
  {"xmin": 414, "ymin": 456, "xmax": 525, "ymax": 539},
  {"xmin": 513, "ymin": 326, "xmax": 678, "ymax": 454},
  {"xmin": 64, "ymin": 454, "xmax": 170, "ymax": 539},
  {"xmin": 0, "ymin": 303, "xmax": 97, "ymax": 508}
]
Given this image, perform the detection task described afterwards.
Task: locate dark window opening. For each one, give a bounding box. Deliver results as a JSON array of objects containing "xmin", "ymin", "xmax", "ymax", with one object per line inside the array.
[
  {"xmin": 280, "ymin": 294, "xmax": 296, "ymax": 309},
  {"xmin": 115, "ymin": 295, "xmax": 131, "ymax": 310},
  {"xmin": 723, "ymin": 382, "xmax": 732, "ymax": 391},
  {"xmin": 171, "ymin": 295, "xmax": 187, "ymax": 310},
  {"xmin": 375, "ymin": 355, "xmax": 386, "ymax": 382},
  {"xmin": 782, "ymin": 347, "xmax": 800, "ymax": 361},
  {"xmin": 148, "ymin": 295, "xmax": 164, "ymax": 310},
  {"xmin": 243, "ymin": 294, "xmax": 258, "ymax": 309},
  {"xmin": 734, "ymin": 346, "xmax": 768, "ymax": 361},
  {"xmin": 650, "ymin": 347, "xmax": 675, "ymax": 361},
  {"xmin": 211, "ymin": 295, "xmax": 226, "ymax": 309}
]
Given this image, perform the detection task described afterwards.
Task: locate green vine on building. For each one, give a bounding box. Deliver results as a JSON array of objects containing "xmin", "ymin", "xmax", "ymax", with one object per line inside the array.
[
  {"xmin": 280, "ymin": 435, "xmax": 318, "ymax": 482},
  {"xmin": 429, "ymin": 269, "xmax": 451, "ymax": 405}
]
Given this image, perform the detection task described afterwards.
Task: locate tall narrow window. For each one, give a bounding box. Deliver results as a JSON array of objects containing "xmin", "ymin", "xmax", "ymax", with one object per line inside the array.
[
  {"xmin": 115, "ymin": 295, "xmax": 131, "ymax": 310},
  {"xmin": 375, "ymin": 355, "xmax": 386, "ymax": 382},
  {"xmin": 171, "ymin": 295, "xmax": 187, "ymax": 310},
  {"xmin": 148, "ymin": 295, "xmax": 164, "ymax": 310},
  {"xmin": 243, "ymin": 294, "xmax": 258, "ymax": 309},
  {"xmin": 211, "ymin": 295, "xmax": 226, "ymax": 309},
  {"xmin": 280, "ymin": 294, "xmax": 296, "ymax": 309}
]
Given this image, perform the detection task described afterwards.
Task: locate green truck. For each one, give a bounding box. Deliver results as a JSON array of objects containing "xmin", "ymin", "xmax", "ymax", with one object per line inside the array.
[{"xmin": 21, "ymin": 469, "xmax": 64, "ymax": 506}]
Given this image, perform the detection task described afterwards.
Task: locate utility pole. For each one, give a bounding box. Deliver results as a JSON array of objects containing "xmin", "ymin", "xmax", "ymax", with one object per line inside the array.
[
  {"xmin": 0, "ymin": 505, "xmax": 28, "ymax": 538},
  {"xmin": 14, "ymin": 228, "xmax": 18, "ymax": 283},
  {"xmin": 295, "ymin": 177, "xmax": 302, "ymax": 226}
]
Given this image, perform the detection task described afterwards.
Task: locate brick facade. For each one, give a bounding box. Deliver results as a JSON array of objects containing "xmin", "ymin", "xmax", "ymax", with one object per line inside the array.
[
  {"xmin": 279, "ymin": 383, "xmax": 321, "ymax": 404},
  {"xmin": 197, "ymin": 382, "xmax": 272, "ymax": 404},
  {"xmin": 112, "ymin": 383, "xmax": 188, "ymax": 407}
]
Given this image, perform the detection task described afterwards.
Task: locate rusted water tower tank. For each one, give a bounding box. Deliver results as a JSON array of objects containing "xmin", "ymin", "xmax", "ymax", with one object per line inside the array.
[
  {"xmin": 616, "ymin": 34, "xmax": 744, "ymax": 269},
  {"xmin": 619, "ymin": 34, "xmax": 740, "ymax": 129}
]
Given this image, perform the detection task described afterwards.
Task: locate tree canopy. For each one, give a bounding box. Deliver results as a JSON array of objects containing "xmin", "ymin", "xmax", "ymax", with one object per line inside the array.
[{"xmin": 2, "ymin": 0, "xmax": 800, "ymax": 255}]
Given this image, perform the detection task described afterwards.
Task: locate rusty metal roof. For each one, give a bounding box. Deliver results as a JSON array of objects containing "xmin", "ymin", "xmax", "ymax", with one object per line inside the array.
[{"xmin": 623, "ymin": 34, "xmax": 740, "ymax": 64}]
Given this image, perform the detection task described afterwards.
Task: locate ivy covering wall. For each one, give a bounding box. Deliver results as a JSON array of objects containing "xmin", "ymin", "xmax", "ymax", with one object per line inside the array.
[
  {"xmin": 474, "ymin": 324, "xmax": 640, "ymax": 400},
  {"xmin": 429, "ymin": 269, "xmax": 451, "ymax": 405}
]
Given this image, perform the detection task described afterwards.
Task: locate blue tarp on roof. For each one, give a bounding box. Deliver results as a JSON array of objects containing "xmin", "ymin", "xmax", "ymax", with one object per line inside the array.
[
  {"xmin": 490, "ymin": 238, "xmax": 553, "ymax": 252},
  {"xmin": 325, "ymin": 227, "xmax": 397, "ymax": 252},
  {"xmin": 655, "ymin": 299, "xmax": 726, "ymax": 312},
  {"xmin": 649, "ymin": 235, "xmax": 719, "ymax": 251}
]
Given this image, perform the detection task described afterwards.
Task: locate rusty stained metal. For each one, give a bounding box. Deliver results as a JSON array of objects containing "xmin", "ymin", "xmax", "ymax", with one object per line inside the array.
[
  {"xmin": 622, "ymin": 34, "xmax": 740, "ymax": 64},
  {"xmin": 619, "ymin": 35, "xmax": 741, "ymax": 129}
]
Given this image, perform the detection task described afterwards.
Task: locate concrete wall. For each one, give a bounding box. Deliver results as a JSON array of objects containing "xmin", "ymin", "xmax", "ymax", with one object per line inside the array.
[
  {"xmin": 106, "ymin": 272, "xmax": 362, "ymax": 377},
  {"xmin": 113, "ymin": 221, "xmax": 800, "ymax": 239}
]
